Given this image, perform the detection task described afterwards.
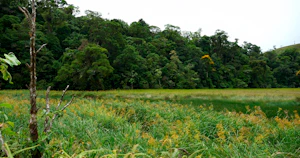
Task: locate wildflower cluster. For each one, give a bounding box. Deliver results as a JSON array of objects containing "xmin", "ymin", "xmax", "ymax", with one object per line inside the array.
[{"xmin": 201, "ymin": 54, "xmax": 214, "ymax": 64}]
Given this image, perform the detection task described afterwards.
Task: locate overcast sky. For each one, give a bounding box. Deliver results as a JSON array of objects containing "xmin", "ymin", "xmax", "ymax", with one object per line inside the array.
[{"xmin": 67, "ymin": 0, "xmax": 300, "ymax": 51}]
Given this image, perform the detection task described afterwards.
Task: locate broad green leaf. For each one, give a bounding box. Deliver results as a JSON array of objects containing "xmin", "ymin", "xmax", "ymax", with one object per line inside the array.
[
  {"xmin": 0, "ymin": 52, "xmax": 20, "ymax": 84},
  {"xmin": 4, "ymin": 114, "xmax": 8, "ymax": 120},
  {"xmin": 2, "ymin": 52, "xmax": 21, "ymax": 67},
  {"xmin": 2, "ymin": 127, "xmax": 16, "ymax": 136},
  {"xmin": 1, "ymin": 69, "xmax": 10, "ymax": 81},
  {"xmin": 0, "ymin": 63, "xmax": 13, "ymax": 83},
  {"xmin": 6, "ymin": 121, "xmax": 14, "ymax": 128},
  {"xmin": 0, "ymin": 103, "xmax": 12, "ymax": 108}
]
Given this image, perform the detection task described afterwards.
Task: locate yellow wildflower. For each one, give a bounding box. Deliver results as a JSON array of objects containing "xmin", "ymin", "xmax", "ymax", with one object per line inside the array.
[
  {"xmin": 148, "ymin": 137, "xmax": 156, "ymax": 146},
  {"xmin": 147, "ymin": 149, "xmax": 155, "ymax": 155},
  {"xmin": 161, "ymin": 138, "xmax": 172, "ymax": 147},
  {"xmin": 216, "ymin": 123, "xmax": 226, "ymax": 141},
  {"xmin": 171, "ymin": 133, "xmax": 179, "ymax": 140},
  {"xmin": 135, "ymin": 130, "xmax": 140, "ymax": 135},
  {"xmin": 274, "ymin": 116, "xmax": 292, "ymax": 129},
  {"xmin": 201, "ymin": 54, "xmax": 210, "ymax": 59},
  {"xmin": 201, "ymin": 54, "xmax": 214, "ymax": 65},
  {"xmin": 255, "ymin": 134, "xmax": 264, "ymax": 144}
]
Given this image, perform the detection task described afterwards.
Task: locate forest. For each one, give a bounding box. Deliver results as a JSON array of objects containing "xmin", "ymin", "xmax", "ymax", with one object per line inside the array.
[
  {"xmin": 1, "ymin": 0, "xmax": 300, "ymax": 90},
  {"xmin": 0, "ymin": 1, "xmax": 300, "ymax": 157}
]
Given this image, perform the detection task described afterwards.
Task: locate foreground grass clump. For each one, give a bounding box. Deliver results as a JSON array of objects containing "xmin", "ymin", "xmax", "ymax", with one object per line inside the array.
[{"xmin": 0, "ymin": 89, "xmax": 299, "ymax": 157}]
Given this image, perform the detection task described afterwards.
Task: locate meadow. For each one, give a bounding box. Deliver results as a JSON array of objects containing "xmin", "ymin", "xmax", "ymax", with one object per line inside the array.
[{"xmin": 0, "ymin": 88, "xmax": 299, "ymax": 157}]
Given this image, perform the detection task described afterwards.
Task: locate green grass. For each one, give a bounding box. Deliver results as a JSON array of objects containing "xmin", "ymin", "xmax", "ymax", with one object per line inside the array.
[
  {"xmin": 0, "ymin": 89, "xmax": 299, "ymax": 157},
  {"xmin": 273, "ymin": 43, "xmax": 300, "ymax": 54},
  {"xmin": 2, "ymin": 89, "xmax": 299, "ymax": 118},
  {"xmin": 174, "ymin": 97, "xmax": 300, "ymax": 118},
  {"xmin": 80, "ymin": 88, "xmax": 300, "ymax": 118}
]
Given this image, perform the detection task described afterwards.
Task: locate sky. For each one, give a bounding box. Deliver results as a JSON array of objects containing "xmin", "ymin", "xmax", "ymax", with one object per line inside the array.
[{"xmin": 67, "ymin": 0, "xmax": 300, "ymax": 51}]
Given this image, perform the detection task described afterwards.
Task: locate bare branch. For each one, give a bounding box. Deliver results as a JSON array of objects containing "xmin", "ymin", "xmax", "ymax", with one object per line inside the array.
[
  {"xmin": 24, "ymin": 8, "xmax": 31, "ymax": 19},
  {"xmin": 56, "ymin": 85, "xmax": 70, "ymax": 110},
  {"xmin": 36, "ymin": 44, "xmax": 47, "ymax": 54},
  {"xmin": 18, "ymin": 7, "xmax": 29, "ymax": 19},
  {"xmin": 178, "ymin": 148, "xmax": 190, "ymax": 155},
  {"xmin": 26, "ymin": 63, "xmax": 31, "ymax": 69},
  {"xmin": 46, "ymin": 95, "xmax": 75, "ymax": 133},
  {"xmin": 45, "ymin": 86, "xmax": 51, "ymax": 111},
  {"xmin": 60, "ymin": 95, "xmax": 75, "ymax": 111},
  {"xmin": 44, "ymin": 85, "xmax": 74, "ymax": 133},
  {"xmin": 43, "ymin": 86, "xmax": 51, "ymax": 133},
  {"xmin": 18, "ymin": 6, "xmax": 32, "ymax": 27}
]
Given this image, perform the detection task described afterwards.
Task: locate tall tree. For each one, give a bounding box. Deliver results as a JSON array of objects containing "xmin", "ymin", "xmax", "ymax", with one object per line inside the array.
[
  {"xmin": 113, "ymin": 45, "xmax": 146, "ymax": 89},
  {"xmin": 56, "ymin": 44, "xmax": 114, "ymax": 90},
  {"xmin": 145, "ymin": 53, "xmax": 164, "ymax": 88},
  {"xmin": 128, "ymin": 19, "xmax": 151, "ymax": 40},
  {"xmin": 273, "ymin": 48, "xmax": 300, "ymax": 87}
]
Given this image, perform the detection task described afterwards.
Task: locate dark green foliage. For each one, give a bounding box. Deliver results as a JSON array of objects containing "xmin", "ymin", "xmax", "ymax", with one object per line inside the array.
[
  {"xmin": 273, "ymin": 48, "xmax": 300, "ymax": 87},
  {"xmin": 55, "ymin": 44, "xmax": 113, "ymax": 90},
  {"xmin": 1, "ymin": 0, "xmax": 299, "ymax": 89},
  {"xmin": 113, "ymin": 45, "xmax": 146, "ymax": 89}
]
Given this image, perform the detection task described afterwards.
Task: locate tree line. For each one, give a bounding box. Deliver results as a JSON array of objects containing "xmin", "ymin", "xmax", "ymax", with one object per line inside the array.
[{"xmin": 1, "ymin": 0, "xmax": 299, "ymax": 90}]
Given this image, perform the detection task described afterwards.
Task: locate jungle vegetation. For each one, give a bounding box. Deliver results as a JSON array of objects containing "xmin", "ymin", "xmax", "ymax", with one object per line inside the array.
[{"xmin": 1, "ymin": 0, "xmax": 299, "ymax": 90}]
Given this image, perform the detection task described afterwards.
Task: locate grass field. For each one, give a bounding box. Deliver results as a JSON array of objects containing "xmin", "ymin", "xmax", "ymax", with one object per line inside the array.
[
  {"xmin": 0, "ymin": 89, "xmax": 299, "ymax": 157},
  {"xmin": 273, "ymin": 43, "xmax": 300, "ymax": 54}
]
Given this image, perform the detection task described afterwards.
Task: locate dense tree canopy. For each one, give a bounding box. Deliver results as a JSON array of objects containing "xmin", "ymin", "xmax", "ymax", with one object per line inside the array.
[{"xmin": 1, "ymin": 0, "xmax": 299, "ymax": 89}]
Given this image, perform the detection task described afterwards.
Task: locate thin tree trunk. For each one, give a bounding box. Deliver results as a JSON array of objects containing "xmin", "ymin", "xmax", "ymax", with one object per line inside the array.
[
  {"xmin": 18, "ymin": 0, "xmax": 39, "ymax": 143},
  {"xmin": 27, "ymin": 0, "xmax": 38, "ymax": 143},
  {"xmin": 29, "ymin": 12, "xmax": 38, "ymax": 143},
  {"xmin": 19, "ymin": 1, "xmax": 45, "ymax": 157}
]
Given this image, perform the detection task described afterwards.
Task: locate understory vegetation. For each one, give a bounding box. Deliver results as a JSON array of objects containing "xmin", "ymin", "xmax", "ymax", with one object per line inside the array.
[{"xmin": 0, "ymin": 89, "xmax": 299, "ymax": 157}]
